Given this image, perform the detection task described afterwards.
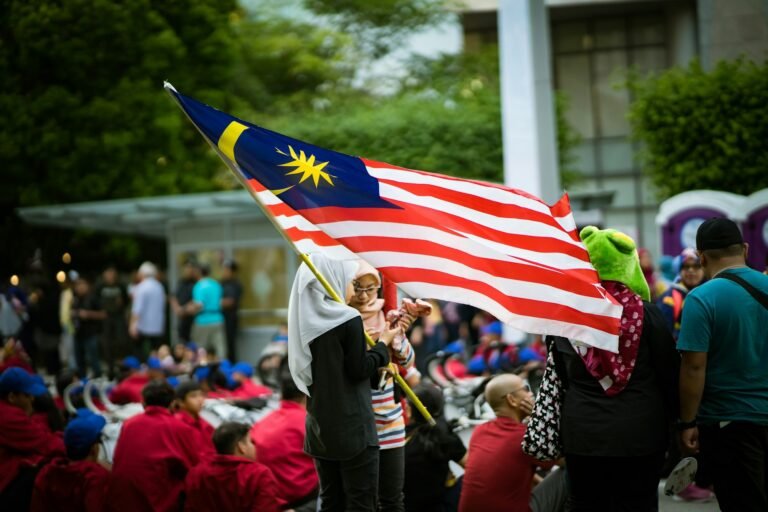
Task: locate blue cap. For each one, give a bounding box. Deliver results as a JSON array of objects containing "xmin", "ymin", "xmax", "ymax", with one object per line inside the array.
[
  {"xmin": 273, "ymin": 334, "xmax": 288, "ymax": 343},
  {"xmin": 517, "ymin": 347, "xmax": 545, "ymax": 364},
  {"xmin": 147, "ymin": 357, "xmax": 162, "ymax": 370},
  {"xmin": 193, "ymin": 366, "xmax": 211, "ymax": 381},
  {"xmin": 480, "ymin": 321, "xmax": 503, "ymax": 337},
  {"xmin": 167, "ymin": 376, "xmax": 180, "ymax": 388},
  {"xmin": 122, "ymin": 356, "xmax": 141, "ymax": 370},
  {"xmin": 64, "ymin": 409, "xmax": 106, "ymax": 459},
  {"xmin": 232, "ymin": 362, "xmax": 254, "ymax": 378},
  {"xmin": 0, "ymin": 367, "xmax": 48, "ymax": 396},
  {"xmin": 185, "ymin": 342, "xmax": 198, "ymax": 352}
]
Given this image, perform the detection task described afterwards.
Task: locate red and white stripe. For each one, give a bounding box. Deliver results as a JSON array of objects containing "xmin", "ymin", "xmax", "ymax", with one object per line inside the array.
[{"xmin": 245, "ymin": 158, "xmax": 621, "ymax": 352}]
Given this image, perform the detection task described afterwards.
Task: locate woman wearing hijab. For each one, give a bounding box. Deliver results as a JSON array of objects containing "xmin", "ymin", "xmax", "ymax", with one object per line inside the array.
[
  {"xmin": 348, "ymin": 261, "xmax": 415, "ymax": 512},
  {"xmin": 288, "ymin": 254, "xmax": 401, "ymax": 512},
  {"xmin": 549, "ymin": 227, "xmax": 679, "ymax": 511}
]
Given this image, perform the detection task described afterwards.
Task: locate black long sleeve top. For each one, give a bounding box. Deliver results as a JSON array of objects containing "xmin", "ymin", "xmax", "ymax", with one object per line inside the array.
[{"xmin": 305, "ymin": 316, "xmax": 390, "ymax": 460}]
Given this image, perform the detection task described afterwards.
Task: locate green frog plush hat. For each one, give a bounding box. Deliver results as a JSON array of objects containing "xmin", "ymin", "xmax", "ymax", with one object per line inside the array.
[
  {"xmin": 579, "ymin": 226, "xmax": 651, "ymax": 301},
  {"xmin": 576, "ymin": 226, "xmax": 650, "ymax": 396}
]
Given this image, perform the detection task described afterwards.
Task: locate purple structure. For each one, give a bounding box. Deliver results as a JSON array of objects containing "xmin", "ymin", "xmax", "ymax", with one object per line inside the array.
[
  {"xmin": 656, "ymin": 191, "xmax": 745, "ymax": 257},
  {"xmin": 740, "ymin": 190, "xmax": 768, "ymax": 271}
]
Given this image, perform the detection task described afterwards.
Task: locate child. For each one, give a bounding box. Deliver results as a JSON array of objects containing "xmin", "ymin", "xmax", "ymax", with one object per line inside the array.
[
  {"xmin": 0, "ymin": 367, "xmax": 65, "ymax": 510},
  {"xmin": 230, "ymin": 361, "xmax": 272, "ymax": 398},
  {"xmin": 31, "ymin": 409, "xmax": 110, "ymax": 512},
  {"xmin": 174, "ymin": 381, "xmax": 215, "ymax": 455},
  {"xmin": 403, "ymin": 384, "xmax": 467, "ymax": 512},
  {"xmin": 184, "ymin": 422, "xmax": 281, "ymax": 512},
  {"xmin": 107, "ymin": 380, "xmax": 201, "ymax": 511}
]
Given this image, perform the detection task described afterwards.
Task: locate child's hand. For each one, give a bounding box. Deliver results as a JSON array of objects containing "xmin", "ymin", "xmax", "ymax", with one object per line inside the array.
[{"xmin": 379, "ymin": 324, "xmax": 403, "ymax": 346}]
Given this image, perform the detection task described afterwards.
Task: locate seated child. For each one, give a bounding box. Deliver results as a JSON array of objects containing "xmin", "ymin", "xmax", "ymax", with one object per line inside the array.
[
  {"xmin": 31, "ymin": 409, "xmax": 110, "ymax": 512},
  {"xmin": 184, "ymin": 422, "xmax": 281, "ymax": 512},
  {"xmin": 173, "ymin": 381, "xmax": 215, "ymax": 455}
]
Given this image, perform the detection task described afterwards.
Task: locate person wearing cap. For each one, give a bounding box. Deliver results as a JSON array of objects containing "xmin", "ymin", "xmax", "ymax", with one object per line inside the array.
[
  {"xmin": 657, "ymin": 248, "xmax": 705, "ymax": 341},
  {"xmin": 30, "ymin": 409, "xmax": 109, "ymax": 512},
  {"xmin": 173, "ymin": 381, "xmax": 215, "ymax": 456},
  {"xmin": 677, "ymin": 217, "xmax": 768, "ymax": 512},
  {"xmin": 0, "ymin": 367, "xmax": 65, "ymax": 509},
  {"xmin": 129, "ymin": 261, "xmax": 166, "ymax": 360},
  {"xmin": 220, "ymin": 259, "xmax": 243, "ymax": 361},
  {"xmin": 230, "ymin": 361, "xmax": 272, "ymax": 398},
  {"xmin": 107, "ymin": 379, "xmax": 202, "ymax": 512},
  {"xmin": 108, "ymin": 356, "xmax": 151, "ymax": 405},
  {"xmin": 185, "ymin": 421, "xmax": 281, "ymax": 512},
  {"xmin": 251, "ymin": 367, "xmax": 319, "ymax": 510}
]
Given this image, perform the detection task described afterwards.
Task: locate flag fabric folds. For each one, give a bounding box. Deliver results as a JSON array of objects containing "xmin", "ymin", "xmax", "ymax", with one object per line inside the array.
[{"xmin": 166, "ymin": 83, "xmax": 622, "ymax": 352}]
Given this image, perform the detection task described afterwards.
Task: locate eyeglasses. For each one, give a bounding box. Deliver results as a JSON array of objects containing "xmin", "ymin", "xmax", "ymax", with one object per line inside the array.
[{"xmin": 353, "ymin": 285, "xmax": 380, "ymax": 295}]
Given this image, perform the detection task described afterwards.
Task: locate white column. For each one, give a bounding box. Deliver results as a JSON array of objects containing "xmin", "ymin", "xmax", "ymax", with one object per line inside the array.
[{"xmin": 498, "ymin": 0, "xmax": 560, "ymax": 204}]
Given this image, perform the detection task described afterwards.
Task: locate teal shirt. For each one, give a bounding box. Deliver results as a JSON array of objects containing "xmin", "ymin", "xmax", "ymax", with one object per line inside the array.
[
  {"xmin": 192, "ymin": 277, "xmax": 224, "ymax": 325},
  {"xmin": 677, "ymin": 268, "xmax": 768, "ymax": 425}
]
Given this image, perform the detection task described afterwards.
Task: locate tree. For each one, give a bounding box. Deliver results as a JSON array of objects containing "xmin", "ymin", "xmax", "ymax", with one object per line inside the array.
[
  {"xmin": 272, "ymin": 45, "xmax": 581, "ymax": 188},
  {"xmin": 628, "ymin": 58, "xmax": 768, "ymax": 198}
]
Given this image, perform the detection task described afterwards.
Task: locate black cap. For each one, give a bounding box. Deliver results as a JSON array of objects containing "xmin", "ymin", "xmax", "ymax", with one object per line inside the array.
[{"xmin": 696, "ymin": 217, "xmax": 744, "ymax": 251}]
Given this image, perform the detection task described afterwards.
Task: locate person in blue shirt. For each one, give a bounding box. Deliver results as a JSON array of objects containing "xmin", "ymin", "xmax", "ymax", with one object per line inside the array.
[
  {"xmin": 677, "ymin": 217, "xmax": 768, "ymax": 512},
  {"xmin": 187, "ymin": 265, "xmax": 226, "ymax": 360}
]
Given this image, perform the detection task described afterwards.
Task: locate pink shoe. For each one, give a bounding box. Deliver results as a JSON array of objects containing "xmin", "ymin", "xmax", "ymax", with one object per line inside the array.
[{"xmin": 674, "ymin": 483, "xmax": 715, "ymax": 503}]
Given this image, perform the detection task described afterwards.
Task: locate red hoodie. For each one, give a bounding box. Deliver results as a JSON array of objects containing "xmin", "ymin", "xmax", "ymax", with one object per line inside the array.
[
  {"xmin": 174, "ymin": 410, "xmax": 215, "ymax": 457},
  {"xmin": 0, "ymin": 400, "xmax": 65, "ymax": 493},
  {"xmin": 31, "ymin": 457, "xmax": 109, "ymax": 512},
  {"xmin": 106, "ymin": 406, "xmax": 201, "ymax": 512},
  {"xmin": 184, "ymin": 454, "xmax": 281, "ymax": 512},
  {"xmin": 108, "ymin": 373, "xmax": 150, "ymax": 405}
]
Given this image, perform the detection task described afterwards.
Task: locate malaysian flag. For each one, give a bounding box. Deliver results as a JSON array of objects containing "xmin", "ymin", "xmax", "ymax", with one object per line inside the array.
[{"xmin": 166, "ymin": 84, "xmax": 622, "ymax": 351}]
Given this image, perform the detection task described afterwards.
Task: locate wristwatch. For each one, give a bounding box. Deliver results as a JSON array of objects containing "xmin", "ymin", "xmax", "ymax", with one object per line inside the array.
[{"xmin": 676, "ymin": 419, "xmax": 697, "ymax": 431}]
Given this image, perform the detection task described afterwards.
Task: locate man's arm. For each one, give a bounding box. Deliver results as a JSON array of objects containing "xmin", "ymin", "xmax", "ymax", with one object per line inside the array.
[{"xmin": 679, "ymin": 350, "xmax": 707, "ymax": 454}]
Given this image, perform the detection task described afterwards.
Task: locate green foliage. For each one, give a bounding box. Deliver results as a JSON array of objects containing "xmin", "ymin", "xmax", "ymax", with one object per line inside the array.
[
  {"xmin": 304, "ymin": 0, "xmax": 450, "ymax": 57},
  {"xmin": 0, "ymin": 0, "xmax": 241, "ymax": 209},
  {"xmin": 628, "ymin": 58, "xmax": 768, "ymax": 198}
]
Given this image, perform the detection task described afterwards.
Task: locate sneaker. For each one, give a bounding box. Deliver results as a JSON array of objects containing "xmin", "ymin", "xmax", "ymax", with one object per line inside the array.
[
  {"xmin": 663, "ymin": 457, "xmax": 697, "ymax": 496},
  {"xmin": 674, "ymin": 483, "xmax": 716, "ymax": 503}
]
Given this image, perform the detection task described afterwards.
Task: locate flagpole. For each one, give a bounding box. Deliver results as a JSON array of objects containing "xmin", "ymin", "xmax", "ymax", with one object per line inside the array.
[
  {"xmin": 298, "ymin": 253, "xmax": 436, "ymax": 427},
  {"xmin": 164, "ymin": 83, "xmax": 435, "ymax": 427}
]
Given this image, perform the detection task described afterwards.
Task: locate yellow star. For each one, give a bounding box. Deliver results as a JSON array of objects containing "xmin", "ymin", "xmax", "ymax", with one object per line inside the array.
[{"xmin": 278, "ymin": 145, "xmax": 334, "ymax": 187}]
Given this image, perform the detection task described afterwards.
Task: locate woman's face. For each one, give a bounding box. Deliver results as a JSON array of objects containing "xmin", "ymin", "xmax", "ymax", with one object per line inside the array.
[
  {"xmin": 347, "ymin": 274, "xmax": 380, "ymax": 308},
  {"xmin": 680, "ymin": 256, "xmax": 704, "ymax": 290}
]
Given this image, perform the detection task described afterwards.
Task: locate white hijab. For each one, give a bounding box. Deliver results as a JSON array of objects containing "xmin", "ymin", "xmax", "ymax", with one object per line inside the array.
[{"xmin": 287, "ymin": 254, "xmax": 361, "ymax": 396}]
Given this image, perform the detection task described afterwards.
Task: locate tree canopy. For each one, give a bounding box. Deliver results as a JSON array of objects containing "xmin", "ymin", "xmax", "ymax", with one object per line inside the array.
[{"xmin": 628, "ymin": 58, "xmax": 768, "ymax": 198}]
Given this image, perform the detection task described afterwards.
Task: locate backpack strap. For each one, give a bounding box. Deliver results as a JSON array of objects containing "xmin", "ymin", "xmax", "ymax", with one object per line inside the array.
[{"xmin": 715, "ymin": 272, "xmax": 768, "ymax": 311}]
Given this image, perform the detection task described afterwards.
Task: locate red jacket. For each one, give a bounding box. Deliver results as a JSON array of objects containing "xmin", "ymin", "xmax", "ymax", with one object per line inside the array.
[
  {"xmin": 106, "ymin": 406, "xmax": 201, "ymax": 512},
  {"xmin": 109, "ymin": 373, "xmax": 150, "ymax": 404},
  {"xmin": 0, "ymin": 400, "xmax": 65, "ymax": 493},
  {"xmin": 31, "ymin": 457, "xmax": 109, "ymax": 512},
  {"xmin": 184, "ymin": 454, "xmax": 281, "ymax": 512},
  {"xmin": 174, "ymin": 411, "xmax": 215, "ymax": 457},
  {"xmin": 250, "ymin": 400, "xmax": 318, "ymax": 504},
  {"xmin": 230, "ymin": 379, "xmax": 272, "ymax": 399}
]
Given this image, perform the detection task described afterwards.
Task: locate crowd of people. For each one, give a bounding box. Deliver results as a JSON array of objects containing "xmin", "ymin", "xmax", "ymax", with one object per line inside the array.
[
  {"xmin": 1, "ymin": 217, "xmax": 767, "ymax": 511},
  {"xmin": 0, "ymin": 258, "xmax": 243, "ymax": 381}
]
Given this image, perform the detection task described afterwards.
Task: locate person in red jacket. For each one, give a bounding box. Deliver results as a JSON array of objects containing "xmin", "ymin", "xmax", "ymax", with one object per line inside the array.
[
  {"xmin": 106, "ymin": 379, "xmax": 201, "ymax": 512},
  {"xmin": 230, "ymin": 361, "xmax": 272, "ymax": 398},
  {"xmin": 173, "ymin": 380, "xmax": 215, "ymax": 456},
  {"xmin": 0, "ymin": 367, "xmax": 66, "ymax": 510},
  {"xmin": 251, "ymin": 369, "xmax": 318, "ymax": 510},
  {"xmin": 185, "ymin": 421, "xmax": 281, "ymax": 512},
  {"xmin": 108, "ymin": 356, "xmax": 150, "ymax": 404},
  {"xmin": 31, "ymin": 408, "xmax": 110, "ymax": 512}
]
